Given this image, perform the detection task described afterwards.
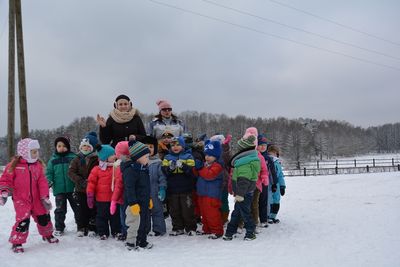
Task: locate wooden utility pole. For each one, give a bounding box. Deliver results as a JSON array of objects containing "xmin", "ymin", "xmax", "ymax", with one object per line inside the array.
[
  {"xmin": 15, "ymin": 0, "xmax": 29, "ymax": 138},
  {"xmin": 7, "ymin": 0, "xmax": 16, "ymax": 159}
]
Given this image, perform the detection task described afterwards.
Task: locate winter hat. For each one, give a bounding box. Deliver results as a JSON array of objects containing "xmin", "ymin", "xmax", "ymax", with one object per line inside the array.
[
  {"xmin": 115, "ymin": 141, "xmax": 130, "ymax": 158},
  {"xmin": 196, "ymin": 133, "xmax": 208, "ymax": 142},
  {"xmin": 96, "ymin": 144, "xmax": 115, "ymax": 161},
  {"xmin": 243, "ymin": 127, "xmax": 258, "ymax": 146},
  {"xmin": 237, "ymin": 135, "xmax": 256, "ymax": 151},
  {"xmin": 115, "ymin": 94, "xmax": 130, "ymax": 102},
  {"xmin": 157, "ymin": 99, "xmax": 172, "ymax": 111},
  {"xmin": 129, "ymin": 139, "xmax": 150, "ymax": 162},
  {"xmin": 79, "ymin": 131, "xmax": 98, "ymax": 151},
  {"xmin": 257, "ymin": 134, "xmax": 268, "ymax": 146},
  {"xmin": 140, "ymin": 135, "xmax": 158, "ymax": 156},
  {"xmin": 182, "ymin": 133, "xmax": 193, "ymax": 148},
  {"xmin": 210, "ymin": 134, "xmax": 225, "ymax": 144},
  {"xmin": 17, "ymin": 138, "xmax": 40, "ymax": 163},
  {"xmin": 54, "ymin": 136, "xmax": 71, "ymax": 152},
  {"xmin": 204, "ymin": 140, "xmax": 222, "ymax": 159},
  {"xmin": 161, "ymin": 130, "xmax": 174, "ymax": 138},
  {"xmin": 170, "ymin": 136, "xmax": 186, "ymax": 148}
]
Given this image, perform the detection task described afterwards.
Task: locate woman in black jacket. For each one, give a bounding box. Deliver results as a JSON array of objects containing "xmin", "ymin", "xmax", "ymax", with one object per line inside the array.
[{"xmin": 96, "ymin": 94, "xmax": 146, "ymax": 147}]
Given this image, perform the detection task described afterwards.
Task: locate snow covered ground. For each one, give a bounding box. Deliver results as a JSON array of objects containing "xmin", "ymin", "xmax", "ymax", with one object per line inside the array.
[{"xmin": 1, "ymin": 172, "xmax": 400, "ymax": 267}]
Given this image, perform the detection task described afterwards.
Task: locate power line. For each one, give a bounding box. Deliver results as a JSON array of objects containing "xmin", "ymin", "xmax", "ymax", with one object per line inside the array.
[
  {"xmin": 268, "ymin": 0, "xmax": 400, "ymax": 47},
  {"xmin": 202, "ymin": 0, "xmax": 400, "ymax": 62},
  {"xmin": 145, "ymin": 0, "xmax": 400, "ymax": 72}
]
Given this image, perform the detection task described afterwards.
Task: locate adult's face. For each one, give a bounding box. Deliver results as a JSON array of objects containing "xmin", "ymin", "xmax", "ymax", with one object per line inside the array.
[
  {"xmin": 116, "ymin": 99, "xmax": 131, "ymax": 112},
  {"xmin": 160, "ymin": 107, "xmax": 172, "ymax": 119}
]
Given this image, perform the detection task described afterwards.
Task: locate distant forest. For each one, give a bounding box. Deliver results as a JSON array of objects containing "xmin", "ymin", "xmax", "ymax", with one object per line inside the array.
[{"xmin": 1, "ymin": 111, "xmax": 399, "ymax": 165}]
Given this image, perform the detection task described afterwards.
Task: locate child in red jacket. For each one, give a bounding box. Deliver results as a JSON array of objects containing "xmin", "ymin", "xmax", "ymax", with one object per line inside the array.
[
  {"xmin": 87, "ymin": 144, "xmax": 122, "ymax": 240},
  {"xmin": 0, "ymin": 138, "xmax": 58, "ymax": 253}
]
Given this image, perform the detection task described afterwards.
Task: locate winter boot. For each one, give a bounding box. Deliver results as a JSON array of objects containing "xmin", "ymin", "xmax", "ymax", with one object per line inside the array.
[
  {"xmin": 43, "ymin": 235, "xmax": 59, "ymax": 243},
  {"xmin": 12, "ymin": 244, "xmax": 24, "ymax": 253}
]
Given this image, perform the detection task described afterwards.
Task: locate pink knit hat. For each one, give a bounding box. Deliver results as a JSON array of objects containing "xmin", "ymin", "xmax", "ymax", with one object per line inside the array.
[
  {"xmin": 115, "ymin": 141, "xmax": 129, "ymax": 159},
  {"xmin": 243, "ymin": 127, "xmax": 258, "ymax": 146},
  {"xmin": 156, "ymin": 99, "xmax": 172, "ymax": 111},
  {"xmin": 17, "ymin": 138, "xmax": 40, "ymax": 163}
]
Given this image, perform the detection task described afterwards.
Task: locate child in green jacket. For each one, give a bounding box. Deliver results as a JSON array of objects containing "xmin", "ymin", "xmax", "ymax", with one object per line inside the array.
[{"xmin": 46, "ymin": 136, "xmax": 78, "ymax": 236}]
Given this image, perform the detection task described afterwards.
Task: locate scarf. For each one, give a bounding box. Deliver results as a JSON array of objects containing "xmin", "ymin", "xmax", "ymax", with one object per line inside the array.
[{"xmin": 110, "ymin": 108, "xmax": 137, "ymax": 124}]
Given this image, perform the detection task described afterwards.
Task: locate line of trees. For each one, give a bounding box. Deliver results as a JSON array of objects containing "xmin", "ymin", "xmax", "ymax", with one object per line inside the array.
[{"xmin": 0, "ymin": 112, "xmax": 399, "ymax": 165}]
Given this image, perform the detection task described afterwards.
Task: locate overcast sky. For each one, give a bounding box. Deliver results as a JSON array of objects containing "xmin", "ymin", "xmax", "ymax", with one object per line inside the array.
[{"xmin": 0, "ymin": 0, "xmax": 399, "ymax": 136}]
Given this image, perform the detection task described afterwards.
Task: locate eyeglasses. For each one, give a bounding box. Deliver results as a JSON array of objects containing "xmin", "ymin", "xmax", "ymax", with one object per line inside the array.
[{"xmin": 161, "ymin": 108, "xmax": 172, "ymax": 112}]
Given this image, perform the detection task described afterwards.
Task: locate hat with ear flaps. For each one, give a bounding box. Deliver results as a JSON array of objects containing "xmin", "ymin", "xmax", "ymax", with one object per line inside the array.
[{"xmin": 96, "ymin": 144, "xmax": 115, "ymax": 161}]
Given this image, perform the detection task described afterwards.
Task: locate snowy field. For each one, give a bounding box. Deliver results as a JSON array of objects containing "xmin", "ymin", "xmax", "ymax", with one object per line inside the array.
[{"xmin": 1, "ymin": 172, "xmax": 400, "ymax": 267}]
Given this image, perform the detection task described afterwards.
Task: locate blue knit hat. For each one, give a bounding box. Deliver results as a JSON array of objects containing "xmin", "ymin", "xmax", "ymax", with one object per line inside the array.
[
  {"xmin": 204, "ymin": 140, "xmax": 221, "ymax": 159},
  {"xmin": 97, "ymin": 145, "xmax": 115, "ymax": 161},
  {"xmin": 170, "ymin": 136, "xmax": 186, "ymax": 148},
  {"xmin": 129, "ymin": 140, "xmax": 150, "ymax": 162},
  {"xmin": 257, "ymin": 134, "xmax": 268, "ymax": 146},
  {"xmin": 79, "ymin": 131, "xmax": 99, "ymax": 151}
]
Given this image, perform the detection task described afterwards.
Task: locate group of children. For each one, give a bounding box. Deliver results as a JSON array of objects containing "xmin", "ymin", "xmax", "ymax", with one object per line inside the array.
[{"xmin": 0, "ymin": 127, "xmax": 286, "ymax": 253}]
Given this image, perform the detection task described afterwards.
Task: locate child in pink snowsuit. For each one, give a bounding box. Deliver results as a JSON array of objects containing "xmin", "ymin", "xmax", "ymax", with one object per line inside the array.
[{"xmin": 0, "ymin": 138, "xmax": 58, "ymax": 253}]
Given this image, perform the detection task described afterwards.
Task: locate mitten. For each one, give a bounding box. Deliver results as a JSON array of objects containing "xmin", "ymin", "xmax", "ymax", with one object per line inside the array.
[
  {"xmin": 158, "ymin": 186, "xmax": 166, "ymax": 201},
  {"xmin": 0, "ymin": 191, "xmax": 8, "ymax": 206},
  {"xmin": 110, "ymin": 200, "xmax": 117, "ymax": 215},
  {"xmin": 87, "ymin": 192, "xmax": 95, "ymax": 209},
  {"xmin": 176, "ymin": 160, "xmax": 183, "ymax": 168},
  {"xmin": 169, "ymin": 160, "xmax": 177, "ymax": 171},
  {"xmin": 149, "ymin": 199, "xmax": 153, "ymax": 209},
  {"xmin": 271, "ymin": 184, "xmax": 277, "ymax": 193},
  {"xmin": 234, "ymin": 195, "xmax": 244, "ymax": 202},
  {"xmin": 41, "ymin": 198, "xmax": 53, "ymax": 211},
  {"xmin": 280, "ymin": 186, "xmax": 286, "ymax": 196},
  {"xmin": 130, "ymin": 204, "xmax": 140, "ymax": 215},
  {"xmin": 223, "ymin": 134, "xmax": 232, "ymax": 145}
]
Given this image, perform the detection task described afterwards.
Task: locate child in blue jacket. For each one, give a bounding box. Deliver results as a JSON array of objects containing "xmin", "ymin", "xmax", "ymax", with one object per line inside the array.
[{"xmin": 267, "ymin": 144, "xmax": 286, "ymax": 223}]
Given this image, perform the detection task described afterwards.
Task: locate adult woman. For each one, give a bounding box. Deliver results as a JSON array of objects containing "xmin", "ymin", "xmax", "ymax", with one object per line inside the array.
[
  {"xmin": 148, "ymin": 99, "xmax": 185, "ymax": 140},
  {"xmin": 96, "ymin": 94, "xmax": 146, "ymax": 147}
]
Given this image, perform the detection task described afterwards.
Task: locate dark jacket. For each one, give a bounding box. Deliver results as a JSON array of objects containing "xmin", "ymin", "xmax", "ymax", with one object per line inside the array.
[
  {"xmin": 68, "ymin": 153, "xmax": 99, "ymax": 193},
  {"xmin": 261, "ymin": 151, "xmax": 278, "ymax": 185},
  {"xmin": 161, "ymin": 151, "xmax": 195, "ymax": 194},
  {"xmin": 99, "ymin": 114, "xmax": 146, "ymax": 147},
  {"xmin": 121, "ymin": 160, "xmax": 150, "ymax": 207}
]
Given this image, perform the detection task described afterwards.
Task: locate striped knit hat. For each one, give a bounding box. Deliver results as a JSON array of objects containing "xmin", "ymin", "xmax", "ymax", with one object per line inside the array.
[
  {"xmin": 128, "ymin": 139, "xmax": 150, "ymax": 162},
  {"xmin": 237, "ymin": 135, "xmax": 256, "ymax": 151}
]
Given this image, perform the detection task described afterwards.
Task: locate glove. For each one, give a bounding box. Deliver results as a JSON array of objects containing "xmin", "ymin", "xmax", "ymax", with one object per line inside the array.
[
  {"xmin": 223, "ymin": 134, "xmax": 232, "ymax": 145},
  {"xmin": 176, "ymin": 160, "xmax": 183, "ymax": 168},
  {"xmin": 130, "ymin": 204, "xmax": 140, "ymax": 215},
  {"xmin": 149, "ymin": 199, "xmax": 153, "ymax": 209},
  {"xmin": 280, "ymin": 186, "xmax": 286, "ymax": 196},
  {"xmin": 87, "ymin": 192, "xmax": 95, "ymax": 209},
  {"xmin": 41, "ymin": 198, "xmax": 53, "ymax": 211},
  {"xmin": 271, "ymin": 184, "xmax": 277, "ymax": 193},
  {"xmin": 110, "ymin": 200, "xmax": 117, "ymax": 215},
  {"xmin": 158, "ymin": 187, "xmax": 166, "ymax": 201},
  {"xmin": 234, "ymin": 195, "xmax": 244, "ymax": 202},
  {"xmin": 0, "ymin": 191, "xmax": 8, "ymax": 206},
  {"xmin": 169, "ymin": 160, "xmax": 177, "ymax": 171}
]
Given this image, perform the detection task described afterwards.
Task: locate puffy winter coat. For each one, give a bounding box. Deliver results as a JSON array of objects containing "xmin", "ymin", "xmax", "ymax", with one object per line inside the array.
[
  {"xmin": 148, "ymin": 156, "xmax": 167, "ymax": 198},
  {"xmin": 148, "ymin": 115, "xmax": 185, "ymax": 140},
  {"xmin": 68, "ymin": 153, "xmax": 98, "ymax": 193},
  {"xmin": 196, "ymin": 161, "xmax": 223, "ymax": 199},
  {"xmin": 46, "ymin": 152, "xmax": 77, "ymax": 195},
  {"xmin": 230, "ymin": 149, "xmax": 260, "ymax": 197},
  {"xmin": 120, "ymin": 160, "xmax": 150, "ymax": 207},
  {"xmin": 256, "ymin": 151, "xmax": 269, "ymax": 192},
  {"xmin": 87, "ymin": 165, "xmax": 122, "ymax": 202},
  {"xmin": 162, "ymin": 151, "xmax": 195, "ymax": 194},
  {"xmin": 0, "ymin": 159, "xmax": 49, "ymax": 215}
]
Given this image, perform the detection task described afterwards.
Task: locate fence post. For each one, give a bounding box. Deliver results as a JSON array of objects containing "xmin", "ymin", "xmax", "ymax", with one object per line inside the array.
[
  {"xmin": 335, "ymin": 166, "xmax": 338, "ymax": 174},
  {"xmin": 366, "ymin": 165, "xmax": 369, "ymax": 172},
  {"xmin": 392, "ymin": 158, "xmax": 395, "ymax": 166},
  {"xmin": 373, "ymin": 159, "xmax": 375, "ymax": 167},
  {"xmin": 303, "ymin": 167, "xmax": 307, "ymax": 176},
  {"xmin": 398, "ymin": 164, "xmax": 400, "ymax": 171},
  {"xmin": 336, "ymin": 159, "xmax": 338, "ymax": 168},
  {"xmin": 297, "ymin": 161, "xmax": 300, "ymax": 170},
  {"xmin": 317, "ymin": 160, "xmax": 319, "ymax": 169},
  {"xmin": 354, "ymin": 159, "xmax": 357, "ymax": 167}
]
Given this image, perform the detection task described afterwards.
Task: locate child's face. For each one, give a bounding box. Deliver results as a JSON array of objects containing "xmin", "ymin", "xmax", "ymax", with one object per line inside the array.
[
  {"xmin": 257, "ymin": 144, "xmax": 267, "ymax": 153},
  {"xmin": 107, "ymin": 155, "xmax": 117, "ymax": 163},
  {"xmin": 162, "ymin": 136, "xmax": 172, "ymax": 144},
  {"xmin": 56, "ymin": 141, "xmax": 68, "ymax": 153},
  {"xmin": 205, "ymin": 155, "xmax": 216, "ymax": 164},
  {"xmin": 268, "ymin": 151, "xmax": 277, "ymax": 157},
  {"xmin": 147, "ymin": 144, "xmax": 155, "ymax": 156},
  {"xmin": 171, "ymin": 143, "xmax": 183, "ymax": 154},
  {"xmin": 80, "ymin": 145, "xmax": 92, "ymax": 153},
  {"xmin": 137, "ymin": 153, "xmax": 149, "ymax": 165},
  {"xmin": 30, "ymin": 149, "xmax": 39, "ymax": 160}
]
